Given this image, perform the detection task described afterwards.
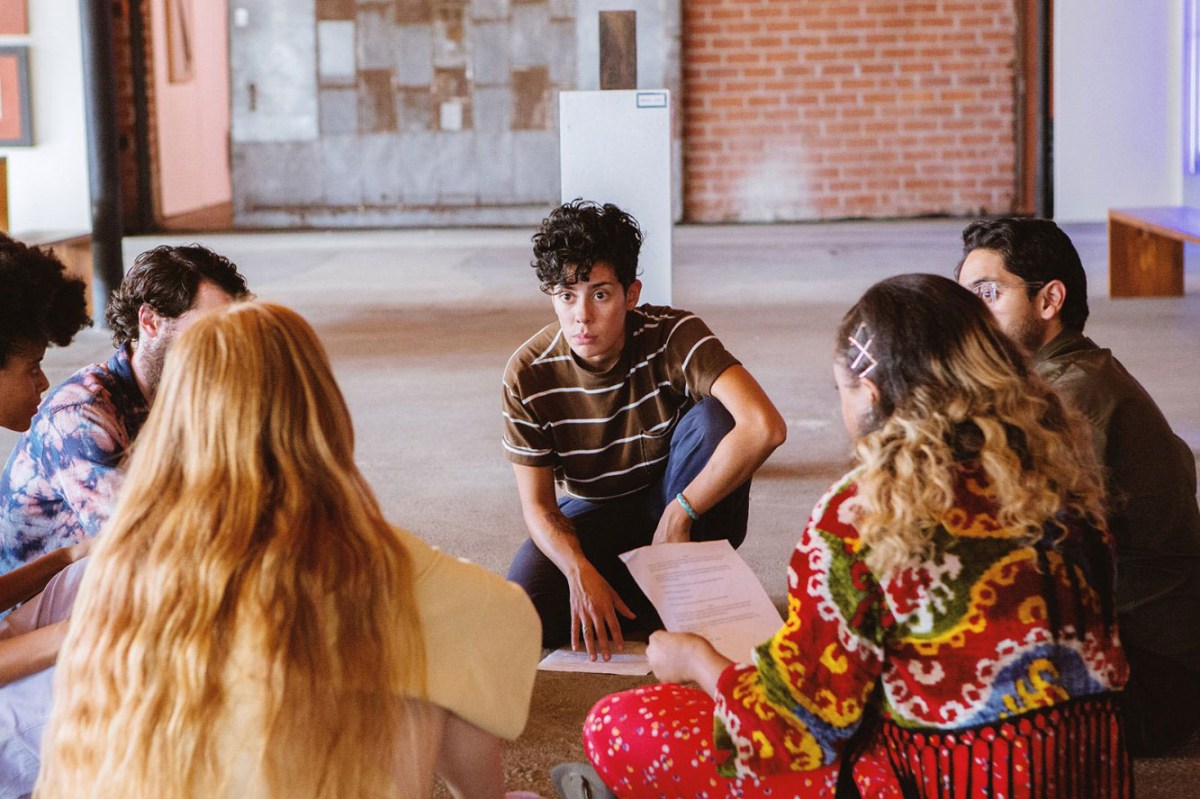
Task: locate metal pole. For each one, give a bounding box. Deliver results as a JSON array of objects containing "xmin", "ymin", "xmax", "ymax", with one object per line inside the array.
[
  {"xmin": 78, "ymin": 0, "xmax": 125, "ymax": 322},
  {"xmin": 1034, "ymin": 0, "xmax": 1054, "ymax": 218}
]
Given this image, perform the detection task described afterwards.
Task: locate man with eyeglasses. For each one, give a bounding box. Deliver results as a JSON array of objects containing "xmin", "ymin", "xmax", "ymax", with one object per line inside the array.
[{"xmin": 956, "ymin": 217, "xmax": 1200, "ymax": 756}]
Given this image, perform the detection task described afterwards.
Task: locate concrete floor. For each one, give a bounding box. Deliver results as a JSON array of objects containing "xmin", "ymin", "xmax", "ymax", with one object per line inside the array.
[{"xmin": 4, "ymin": 219, "xmax": 1198, "ymax": 795}]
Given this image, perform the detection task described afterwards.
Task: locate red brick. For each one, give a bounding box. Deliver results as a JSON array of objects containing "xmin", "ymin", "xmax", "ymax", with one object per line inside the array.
[
  {"xmin": 765, "ymin": 50, "xmax": 802, "ymax": 64},
  {"xmin": 822, "ymin": 64, "xmax": 857, "ymax": 78},
  {"xmin": 727, "ymin": 51, "xmax": 765, "ymax": 65},
  {"xmin": 683, "ymin": 0, "xmax": 1017, "ymax": 222}
]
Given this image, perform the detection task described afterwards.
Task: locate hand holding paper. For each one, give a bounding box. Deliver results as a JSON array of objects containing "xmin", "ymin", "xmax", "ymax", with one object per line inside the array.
[{"xmin": 619, "ymin": 539, "xmax": 782, "ymax": 663}]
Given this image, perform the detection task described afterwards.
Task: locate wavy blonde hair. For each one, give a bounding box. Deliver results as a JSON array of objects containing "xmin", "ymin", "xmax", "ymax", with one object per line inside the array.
[
  {"xmin": 37, "ymin": 302, "xmax": 425, "ymax": 799},
  {"xmin": 837, "ymin": 274, "xmax": 1105, "ymax": 576}
]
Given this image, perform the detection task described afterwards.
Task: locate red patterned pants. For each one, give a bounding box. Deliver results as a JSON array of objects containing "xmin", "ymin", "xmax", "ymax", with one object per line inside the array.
[{"xmin": 583, "ymin": 683, "xmax": 898, "ymax": 799}]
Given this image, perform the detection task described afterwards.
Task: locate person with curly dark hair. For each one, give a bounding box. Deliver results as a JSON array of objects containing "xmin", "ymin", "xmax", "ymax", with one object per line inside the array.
[
  {"xmin": 0, "ymin": 244, "xmax": 248, "ymax": 575},
  {"xmin": 503, "ymin": 200, "xmax": 787, "ymax": 660},
  {"xmin": 0, "ymin": 235, "xmax": 95, "ymax": 693},
  {"xmin": 0, "ymin": 234, "xmax": 90, "ymax": 433}
]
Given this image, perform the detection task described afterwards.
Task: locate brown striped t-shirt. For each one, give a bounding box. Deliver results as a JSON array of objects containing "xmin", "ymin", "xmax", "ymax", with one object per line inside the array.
[{"xmin": 501, "ymin": 305, "xmax": 740, "ymax": 501}]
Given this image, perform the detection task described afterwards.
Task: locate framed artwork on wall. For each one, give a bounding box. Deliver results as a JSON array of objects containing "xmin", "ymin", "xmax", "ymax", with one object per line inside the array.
[
  {"xmin": 0, "ymin": 0, "xmax": 27, "ymax": 36},
  {"xmin": 0, "ymin": 47, "xmax": 32, "ymax": 146}
]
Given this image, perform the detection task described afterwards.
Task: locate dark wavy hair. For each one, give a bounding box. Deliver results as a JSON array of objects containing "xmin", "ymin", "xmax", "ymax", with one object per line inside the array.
[
  {"xmin": 0, "ymin": 234, "xmax": 91, "ymax": 367},
  {"xmin": 957, "ymin": 218, "xmax": 1090, "ymax": 332},
  {"xmin": 531, "ymin": 199, "xmax": 643, "ymax": 293},
  {"xmin": 105, "ymin": 244, "xmax": 249, "ymax": 346}
]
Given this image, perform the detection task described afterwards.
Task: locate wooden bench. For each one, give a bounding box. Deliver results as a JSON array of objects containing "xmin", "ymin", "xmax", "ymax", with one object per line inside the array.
[{"xmin": 1107, "ymin": 207, "xmax": 1198, "ymax": 297}]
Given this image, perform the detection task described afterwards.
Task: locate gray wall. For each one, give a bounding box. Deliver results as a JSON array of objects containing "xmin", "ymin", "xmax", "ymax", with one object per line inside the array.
[{"xmin": 229, "ymin": 0, "xmax": 680, "ymax": 228}]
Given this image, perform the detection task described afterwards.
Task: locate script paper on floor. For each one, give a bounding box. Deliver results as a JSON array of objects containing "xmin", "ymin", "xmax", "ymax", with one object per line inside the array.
[
  {"xmin": 619, "ymin": 540, "xmax": 783, "ymax": 663},
  {"xmin": 537, "ymin": 640, "xmax": 651, "ymax": 675}
]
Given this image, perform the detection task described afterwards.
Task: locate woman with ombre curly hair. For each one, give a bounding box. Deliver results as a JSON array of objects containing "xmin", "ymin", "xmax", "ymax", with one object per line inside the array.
[
  {"xmin": 583, "ymin": 274, "xmax": 1130, "ymax": 799},
  {"xmin": 35, "ymin": 302, "xmax": 540, "ymax": 799},
  {"xmin": 835, "ymin": 273, "xmax": 1106, "ymax": 578}
]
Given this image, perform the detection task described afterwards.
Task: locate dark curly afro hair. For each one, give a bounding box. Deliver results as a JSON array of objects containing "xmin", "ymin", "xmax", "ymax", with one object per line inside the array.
[
  {"xmin": 0, "ymin": 234, "xmax": 91, "ymax": 368},
  {"xmin": 531, "ymin": 199, "xmax": 643, "ymax": 293}
]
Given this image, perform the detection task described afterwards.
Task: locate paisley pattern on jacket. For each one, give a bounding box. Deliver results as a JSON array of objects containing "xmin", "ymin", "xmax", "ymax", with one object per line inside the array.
[{"xmin": 712, "ymin": 465, "xmax": 1127, "ymax": 780}]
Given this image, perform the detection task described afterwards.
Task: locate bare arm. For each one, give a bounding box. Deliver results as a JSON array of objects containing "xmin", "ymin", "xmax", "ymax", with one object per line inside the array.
[
  {"xmin": 654, "ymin": 365, "xmax": 788, "ymax": 544},
  {"xmin": 0, "ymin": 539, "xmax": 90, "ymax": 612},
  {"xmin": 512, "ymin": 464, "xmax": 634, "ymax": 661},
  {"xmin": 436, "ymin": 712, "xmax": 506, "ymax": 799},
  {"xmin": 0, "ymin": 621, "xmax": 68, "ymax": 686}
]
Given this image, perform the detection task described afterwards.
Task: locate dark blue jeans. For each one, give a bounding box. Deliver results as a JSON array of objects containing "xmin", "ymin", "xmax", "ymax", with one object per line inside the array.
[{"xmin": 506, "ymin": 399, "xmax": 751, "ymax": 648}]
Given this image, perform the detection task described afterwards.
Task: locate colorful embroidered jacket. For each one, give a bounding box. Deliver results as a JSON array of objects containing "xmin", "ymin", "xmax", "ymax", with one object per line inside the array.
[
  {"xmin": 0, "ymin": 347, "xmax": 148, "ymax": 575},
  {"xmin": 712, "ymin": 465, "xmax": 1129, "ymax": 793}
]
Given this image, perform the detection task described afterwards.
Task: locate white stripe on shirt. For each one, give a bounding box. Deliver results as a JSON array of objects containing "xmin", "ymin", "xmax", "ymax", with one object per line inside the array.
[{"xmin": 556, "ymin": 416, "xmax": 676, "ymax": 457}]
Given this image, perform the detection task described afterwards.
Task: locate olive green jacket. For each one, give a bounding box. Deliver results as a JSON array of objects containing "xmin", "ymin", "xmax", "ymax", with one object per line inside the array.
[{"xmin": 1036, "ymin": 329, "xmax": 1200, "ymax": 671}]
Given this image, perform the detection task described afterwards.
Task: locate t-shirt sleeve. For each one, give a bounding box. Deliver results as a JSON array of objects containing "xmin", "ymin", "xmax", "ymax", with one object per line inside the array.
[
  {"xmin": 711, "ymin": 478, "xmax": 886, "ymax": 779},
  {"xmin": 405, "ymin": 530, "xmax": 542, "ymax": 741},
  {"xmin": 501, "ymin": 380, "xmax": 555, "ymax": 468},
  {"xmin": 664, "ymin": 314, "xmax": 740, "ymax": 400},
  {"xmin": 43, "ymin": 402, "xmax": 128, "ymax": 540}
]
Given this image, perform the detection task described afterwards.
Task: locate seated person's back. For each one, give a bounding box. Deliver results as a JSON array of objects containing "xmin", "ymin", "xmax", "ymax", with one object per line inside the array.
[
  {"xmin": 584, "ymin": 275, "xmax": 1130, "ymax": 799},
  {"xmin": 36, "ymin": 301, "xmax": 540, "ymax": 799}
]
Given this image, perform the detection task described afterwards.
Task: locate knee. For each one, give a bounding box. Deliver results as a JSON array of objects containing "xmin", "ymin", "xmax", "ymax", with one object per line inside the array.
[
  {"xmin": 690, "ymin": 398, "xmax": 735, "ymax": 437},
  {"xmin": 506, "ymin": 542, "xmax": 571, "ymax": 648},
  {"xmin": 585, "ymin": 684, "xmax": 718, "ymax": 796},
  {"xmin": 584, "ymin": 688, "xmax": 648, "ymax": 772},
  {"xmin": 673, "ymin": 399, "xmax": 735, "ymax": 457}
]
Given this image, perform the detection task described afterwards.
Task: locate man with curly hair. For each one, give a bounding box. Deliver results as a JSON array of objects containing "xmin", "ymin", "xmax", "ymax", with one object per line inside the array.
[
  {"xmin": 0, "ymin": 235, "xmax": 90, "ymax": 433},
  {"xmin": 957, "ymin": 217, "xmax": 1200, "ymax": 756},
  {"xmin": 503, "ymin": 200, "xmax": 787, "ymax": 659},
  {"xmin": 0, "ymin": 244, "xmax": 248, "ymax": 574}
]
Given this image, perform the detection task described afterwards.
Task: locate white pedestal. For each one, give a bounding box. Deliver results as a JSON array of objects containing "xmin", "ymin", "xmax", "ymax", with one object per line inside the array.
[{"xmin": 559, "ymin": 90, "xmax": 673, "ymax": 306}]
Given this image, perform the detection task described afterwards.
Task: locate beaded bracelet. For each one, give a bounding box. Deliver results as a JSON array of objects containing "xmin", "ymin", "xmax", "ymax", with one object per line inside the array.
[{"xmin": 675, "ymin": 492, "xmax": 700, "ymax": 521}]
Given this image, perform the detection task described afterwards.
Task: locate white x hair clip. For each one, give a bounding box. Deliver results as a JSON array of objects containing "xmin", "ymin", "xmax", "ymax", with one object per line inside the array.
[{"xmin": 847, "ymin": 323, "xmax": 878, "ymax": 378}]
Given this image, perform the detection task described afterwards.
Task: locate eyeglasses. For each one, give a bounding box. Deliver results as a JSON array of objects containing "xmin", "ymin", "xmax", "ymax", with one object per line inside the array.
[{"xmin": 968, "ymin": 279, "xmax": 1045, "ymax": 305}]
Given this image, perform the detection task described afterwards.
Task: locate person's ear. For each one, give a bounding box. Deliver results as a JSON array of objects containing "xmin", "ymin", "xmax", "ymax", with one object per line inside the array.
[
  {"xmin": 137, "ymin": 304, "xmax": 166, "ymax": 341},
  {"xmin": 862, "ymin": 376, "xmax": 881, "ymax": 405},
  {"xmin": 1038, "ymin": 279, "xmax": 1067, "ymax": 321},
  {"xmin": 625, "ymin": 279, "xmax": 642, "ymax": 309}
]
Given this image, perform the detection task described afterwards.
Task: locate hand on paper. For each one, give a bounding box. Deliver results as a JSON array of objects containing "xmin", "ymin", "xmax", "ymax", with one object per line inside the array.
[
  {"xmin": 647, "ymin": 630, "xmax": 731, "ymax": 696},
  {"xmin": 569, "ymin": 561, "xmax": 635, "ymax": 662},
  {"xmin": 651, "ymin": 499, "xmax": 694, "ymax": 545}
]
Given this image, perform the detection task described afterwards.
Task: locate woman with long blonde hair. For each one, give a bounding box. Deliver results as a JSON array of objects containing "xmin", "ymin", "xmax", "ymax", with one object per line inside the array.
[
  {"xmin": 582, "ymin": 274, "xmax": 1130, "ymax": 798},
  {"xmin": 36, "ymin": 301, "xmax": 540, "ymax": 799}
]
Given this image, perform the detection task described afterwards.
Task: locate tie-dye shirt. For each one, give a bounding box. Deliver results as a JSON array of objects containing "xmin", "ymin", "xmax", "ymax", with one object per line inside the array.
[
  {"xmin": 712, "ymin": 464, "xmax": 1128, "ymax": 782},
  {"xmin": 0, "ymin": 347, "xmax": 147, "ymax": 574}
]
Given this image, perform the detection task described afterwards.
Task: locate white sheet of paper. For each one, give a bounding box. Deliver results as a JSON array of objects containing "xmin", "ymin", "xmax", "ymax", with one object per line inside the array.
[
  {"xmin": 537, "ymin": 640, "xmax": 651, "ymax": 675},
  {"xmin": 620, "ymin": 540, "xmax": 782, "ymax": 663}
]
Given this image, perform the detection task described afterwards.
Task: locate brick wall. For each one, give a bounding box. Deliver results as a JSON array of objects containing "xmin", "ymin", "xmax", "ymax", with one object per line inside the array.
[{"xmin": 683, "ymin": 0, "xmax": 1018, "ymax": 222}]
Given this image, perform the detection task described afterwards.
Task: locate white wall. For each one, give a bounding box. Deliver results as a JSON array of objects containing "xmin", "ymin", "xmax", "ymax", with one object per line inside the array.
[
  {"xmin": 0, "ymin": 0, "xmax": 91, "ymax": 233},
  {"xmin": 151, "ymin": 0, "xmax": 231, "ymax": 217},
  {"xmin": 1054, "ymin": 0, "xmax": 1183, "ymax": 221}
]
